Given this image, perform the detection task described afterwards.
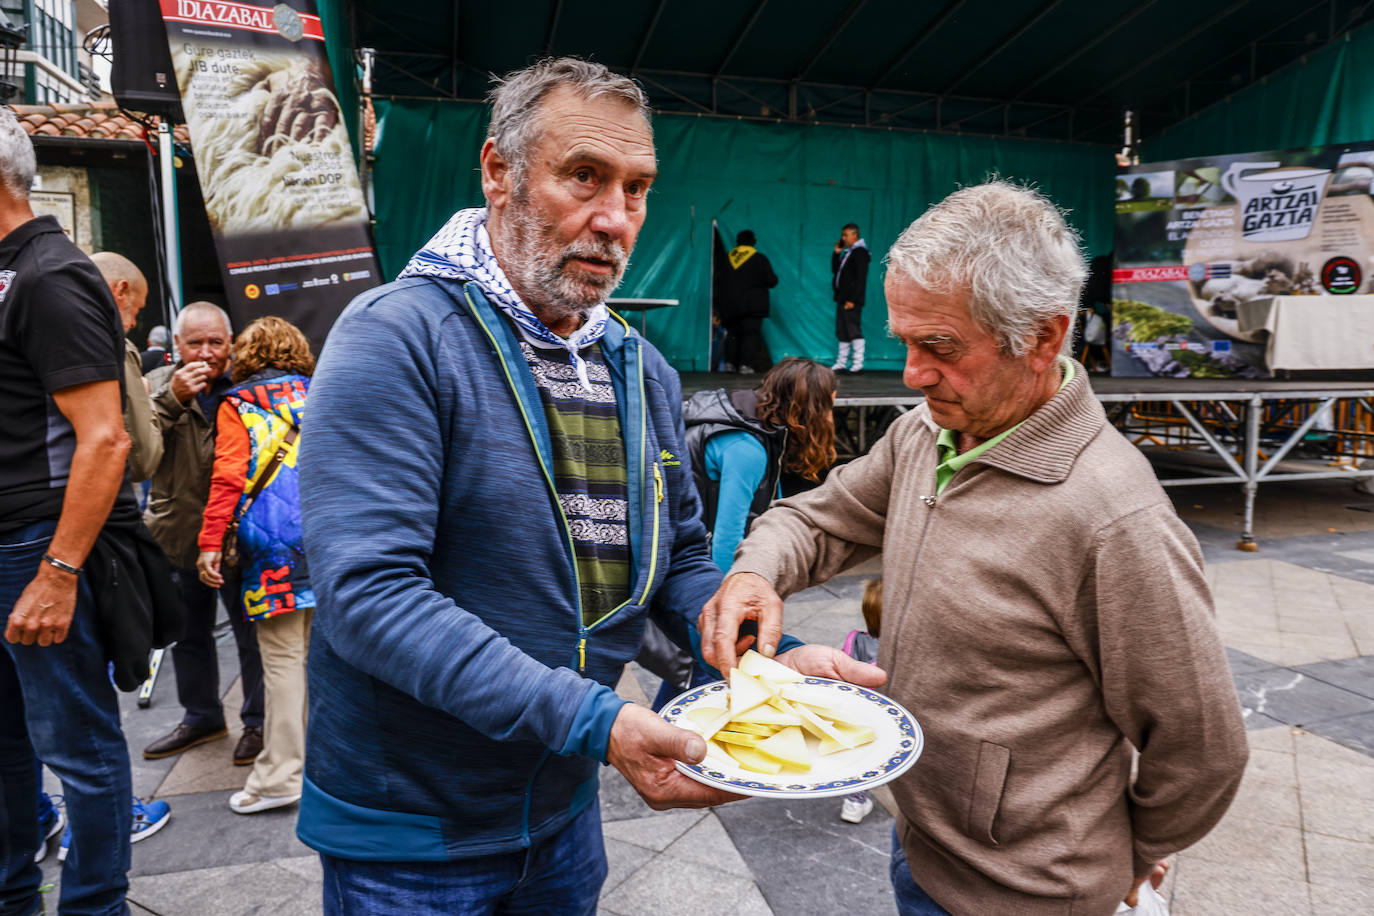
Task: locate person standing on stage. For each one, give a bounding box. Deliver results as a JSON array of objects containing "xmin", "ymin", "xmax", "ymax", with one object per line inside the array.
[
  {"xmin": 718, "ymin": 229, "xmax": 778, "ymax": 374},
  {"xmin": 830, "ymin": 222, "xmax": 870, "ymax": 374}
]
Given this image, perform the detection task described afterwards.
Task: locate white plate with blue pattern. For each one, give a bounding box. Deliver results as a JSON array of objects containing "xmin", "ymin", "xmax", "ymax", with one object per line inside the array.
[{"xmin": 660, "ymin": 676, "xmax": 923, "ymax": 799}]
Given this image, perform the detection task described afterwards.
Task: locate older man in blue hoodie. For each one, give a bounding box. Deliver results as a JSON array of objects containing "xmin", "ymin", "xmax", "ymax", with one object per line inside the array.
[{"xmin": 297, "ymin": 58, "xmax": 883, "ymax": 913}]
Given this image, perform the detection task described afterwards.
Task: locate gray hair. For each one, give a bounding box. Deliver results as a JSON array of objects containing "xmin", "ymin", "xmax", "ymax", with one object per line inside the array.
[
  {"xmin": 0, "ymin": 108, "xmax": 36, "ymax": 200},
  {"xmin": 486, "ymin": 57, "xmax": 652, "ymax": 192},
  {"xmin": 173, "ymin": 301, "xmax": 233, "ymax": 339},
  {"xmin": 886, "ymin": 180, "xmax": 1087, "ymax": 357},
  {"xmin": 148, "ymin": 325, "xmax": 171, "ymax": 349}
]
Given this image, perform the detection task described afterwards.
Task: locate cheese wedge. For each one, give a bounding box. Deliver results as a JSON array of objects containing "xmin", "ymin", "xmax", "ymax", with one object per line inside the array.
[
  {"xmin": 738, "ymin": 648, "xmax": 804, "ymax": 684},
  {"xmin": 713, "ymin": 730, "xmax": 766, "ymax": 748},
  {"xmin": 686, "ymin": 707, "xmax": 725, "ymax": 727},
  {"xmin": 816, "ymin": 735, "xmax": 848, "ymax": 756},
  {"xmin": 731, "ymin": 706, "xmax": 803, "ymax": 726},
  {"xmin": 831, "ymin": 721, "xmax": 876, "ymax": 745},
  {"xmin": 683, "ymin": 706, "xmax": 732, "ymax": 741},
  {"xmin": 728, "ymin": 669, "xmax": 772, "ymax": 718},
  {"xmin": 724, "ymin": 742, "xmax": 783, "ymax": 774},
  {"xmin": 779, "ymin": 684, "xmax": 847, "ymax": 713},
  {"xmin": 723, "ymin": 721, "xmax": 776, "ymax": 736},
  {"xmin": 754, "ymin": 725, "xmax": 810, "ymax": 769},
  {"xmin": 793, "ymin": 701, "xmax": 858, "ymax": 749}
]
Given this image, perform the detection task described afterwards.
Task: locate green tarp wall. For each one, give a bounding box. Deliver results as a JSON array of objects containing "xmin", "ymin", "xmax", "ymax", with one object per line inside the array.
[
  {"xmin": 369, "ymin": 101, "xmax": 1114, "ymax": 371},
  {"xmin": 1143, "ymin": 20, "xmax": 1374, "ymax": 162}
]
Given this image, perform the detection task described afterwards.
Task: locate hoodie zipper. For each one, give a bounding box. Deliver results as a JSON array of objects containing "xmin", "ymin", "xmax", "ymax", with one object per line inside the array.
[{"xmin": 463, "ymin": 292, "xmax": 660, "ymax": 675}]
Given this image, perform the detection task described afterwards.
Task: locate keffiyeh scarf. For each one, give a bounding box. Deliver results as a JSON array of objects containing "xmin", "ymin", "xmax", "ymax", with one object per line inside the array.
[{"xmin": 399, "ymin": 207, "xmax": 610, "ymax": 391}]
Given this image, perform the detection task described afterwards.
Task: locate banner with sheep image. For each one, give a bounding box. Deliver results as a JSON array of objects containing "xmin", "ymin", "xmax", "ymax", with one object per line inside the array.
[
  {"xmin": 1112, "ymin": 143, "xmax": 1374, "ymax": 377},
  {"xmin": 160, "ymin": 0, "xmax": 379, "ymax": 352}
]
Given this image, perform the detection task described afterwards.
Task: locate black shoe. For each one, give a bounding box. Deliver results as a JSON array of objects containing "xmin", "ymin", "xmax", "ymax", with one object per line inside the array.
[
  {"xmin": 233, "ymin": 726, "xmax": 263, "ymax": 766},
  {"xmin": 143, "ymin": 723, "xmax": 228, "ymax": 759}
]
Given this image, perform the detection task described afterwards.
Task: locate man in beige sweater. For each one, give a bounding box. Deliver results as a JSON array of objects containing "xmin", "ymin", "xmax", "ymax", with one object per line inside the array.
[{"xmin": 699, "ymin": 182, "xmax": 1249, "ymax": 916}]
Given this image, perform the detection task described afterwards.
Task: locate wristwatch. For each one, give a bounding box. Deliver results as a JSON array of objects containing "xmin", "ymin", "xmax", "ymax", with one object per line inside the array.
[{"xmin": 42, "ymin": 553, "xmax": 81, "ymax": 575}]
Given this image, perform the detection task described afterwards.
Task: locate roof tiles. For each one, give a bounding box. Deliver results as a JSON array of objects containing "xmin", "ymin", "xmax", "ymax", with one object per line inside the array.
[{"xmin": 5, "ymin": 99, "xmax": 190, "ymax": 144}]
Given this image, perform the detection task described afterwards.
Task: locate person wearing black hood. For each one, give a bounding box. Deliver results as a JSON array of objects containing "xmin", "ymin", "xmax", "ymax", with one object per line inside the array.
[{"xmin": 718, "ymin": 229, "xmax": 778, "ymax": 374}]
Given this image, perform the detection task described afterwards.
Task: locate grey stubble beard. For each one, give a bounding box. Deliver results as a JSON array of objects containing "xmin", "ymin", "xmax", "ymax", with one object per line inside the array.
[{"xmin": 501, "ymin": 193, "xmax": 631, "ymax": 331}]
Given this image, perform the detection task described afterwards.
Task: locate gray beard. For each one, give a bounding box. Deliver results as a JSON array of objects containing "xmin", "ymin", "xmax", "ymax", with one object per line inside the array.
[{"xmin": 501, "ymin": 198, "xmax": 630, "ymax": 329}]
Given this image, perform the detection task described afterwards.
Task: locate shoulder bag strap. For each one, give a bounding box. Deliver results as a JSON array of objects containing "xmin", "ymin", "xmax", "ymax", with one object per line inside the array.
[{"xmin": 233, "ymin": 426, "xmax": 299, "ymax": 522}]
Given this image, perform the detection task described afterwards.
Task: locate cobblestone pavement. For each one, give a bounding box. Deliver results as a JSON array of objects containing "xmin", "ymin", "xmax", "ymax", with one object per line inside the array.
[{"xmin": 33, "ymin": 481, "xmax": 1374, "ymax": 915}]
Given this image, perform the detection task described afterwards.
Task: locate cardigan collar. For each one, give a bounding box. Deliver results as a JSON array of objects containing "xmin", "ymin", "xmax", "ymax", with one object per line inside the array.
[{"xmin": 918, "ymin": 358, "xmax": 1105, "ymax": 485}]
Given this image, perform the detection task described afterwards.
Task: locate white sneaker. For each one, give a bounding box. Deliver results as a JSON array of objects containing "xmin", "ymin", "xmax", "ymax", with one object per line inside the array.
[
  {"xmin": 840, "ymin": 793, "xmax": 874, "ymax": 824},
  {"xmin": 228, "ymin": 790, "xmax": 300, "ymax": 814},
  {"xmin": 34, "ymin": 807, "xmax": 65, "ymax": 864},
  {"xmin": 738, "ymin": 365, "xmax": 755, "ymax": 375}
]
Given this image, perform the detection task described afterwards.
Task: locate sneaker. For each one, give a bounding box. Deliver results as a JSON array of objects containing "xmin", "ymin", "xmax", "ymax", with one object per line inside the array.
[
  {"xmin": 56, "ymin": 825, "xmax": 71, "ymax": 862},
  {"xmin": 131, "ymin": 797, "xmax": 171, "ymax": 844},
  {"xmin": 840, "ymin": 792, "xmax": 874, "ymax": 824},
  {"xmin": 228, "ymin": 790, "xmax": 300, "ymax": 814},
  {"xmin": 738, "ymin": 365, "xmax": 756, "ymax": 375},
  {"xmin": 34, "ymin": 806, "xmax": 65, "ymax": 864}
]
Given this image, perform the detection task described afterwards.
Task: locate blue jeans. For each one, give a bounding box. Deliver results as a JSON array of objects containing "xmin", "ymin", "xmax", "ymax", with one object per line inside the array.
[
  {"xmin": 891, "ymin": 827, "xmax": 951, "ymax": 916},
  {"xmin": 320, "ymin": 802, "xmax": 607, "ymax": 915},
  {"xmin": 0, "ymin": 521, "xmax": 132, "ymax": 916}
]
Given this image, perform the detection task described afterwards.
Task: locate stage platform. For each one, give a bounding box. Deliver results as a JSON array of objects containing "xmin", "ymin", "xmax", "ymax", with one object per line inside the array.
[
  {"xmin": 679, "ymin": 371, "xmax": 1374, "ymax": 406},
  {"xmin": 679, "ymin": 371, "xmax": 1374, "ymax": 549}
]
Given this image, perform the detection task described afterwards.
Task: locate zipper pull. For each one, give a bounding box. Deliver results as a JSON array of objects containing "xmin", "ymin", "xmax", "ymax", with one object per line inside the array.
[
  {"xmin": 920, "ymin": 495, "xmax": 937, "ymax": 508},
  {"xmin": 577, "ymin": 635, "xmax": 587, "ymax": 672},
  {"xmin": 653, "ymin": 462, "xmax": 664, "ymax": 503}
]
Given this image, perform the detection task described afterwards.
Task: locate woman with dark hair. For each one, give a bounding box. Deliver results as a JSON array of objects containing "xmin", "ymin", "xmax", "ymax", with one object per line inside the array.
[
  {"xmin": 684, "ymin": 356, "xmax": 837, "ymax": 570},
  {"xmin": 196, "ymin": 316, "xmax": 315, "ymax": 815},
  {"xmin": 643, "ymin": 358, "xmax": 837, "ymax": 708}
]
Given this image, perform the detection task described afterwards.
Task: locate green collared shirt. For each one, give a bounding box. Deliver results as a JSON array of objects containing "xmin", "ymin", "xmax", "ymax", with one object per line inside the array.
[{"xmin": 934, "ymin": 359, "xmax": 1076, "ymax": 495}]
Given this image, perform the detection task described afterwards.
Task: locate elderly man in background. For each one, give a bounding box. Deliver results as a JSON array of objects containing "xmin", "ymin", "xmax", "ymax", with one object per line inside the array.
[
  {"xmin": 298, "ymin": 58, "xmax": 880, "ymax": 913},
  {"xmin": 0, "ymin": 107, "xmax": 136, "ymax": 915},
  {"xmin": 141, "ymin": 302, "xmax": 265, "ymax": 767},
  {"xmin": 142, "ymin": 324, "xmax": 171, "ymax": 374},
  {"xmin": 702, "ymin": 182, "xmax": 1249, "ymax": 915},
  {"xmin": 92, "ymin": 251, "xmax": 162, "ymax": 484}
]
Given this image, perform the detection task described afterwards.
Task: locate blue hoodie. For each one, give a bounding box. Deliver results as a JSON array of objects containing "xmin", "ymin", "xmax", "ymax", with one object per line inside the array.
[{"xmin": 297, "ymin": 276, "xmax": 800, "ymax": 861}]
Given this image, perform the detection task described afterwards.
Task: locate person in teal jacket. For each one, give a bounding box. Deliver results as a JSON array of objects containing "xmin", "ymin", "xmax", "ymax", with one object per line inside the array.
[
  {"xmin": 685, "ymin": 357, "xmax": 838, "ymax": 572},
  {"xmin": 296, "ymin": 58, "xmax": 884, "ymax": 914}
]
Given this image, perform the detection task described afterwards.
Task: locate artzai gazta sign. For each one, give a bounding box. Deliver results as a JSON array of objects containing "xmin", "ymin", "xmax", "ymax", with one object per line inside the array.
[
  {"xmin": 158, "ymin": 0, "xmax": 379, "ymax": 352},
  {"xmin": 1112, "ymin": 143, "xmax": 1374, "ymax": 378}
]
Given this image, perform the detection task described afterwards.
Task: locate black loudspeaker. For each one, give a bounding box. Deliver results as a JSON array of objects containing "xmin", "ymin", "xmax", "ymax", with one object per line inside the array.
[{"xmin": 108, "ymin": 0, "xmax": 184, "ymax": 122}]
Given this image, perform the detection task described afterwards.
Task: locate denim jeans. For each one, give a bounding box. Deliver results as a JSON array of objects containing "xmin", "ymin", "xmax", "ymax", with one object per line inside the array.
[
  {"xmin": 1, "ymin": 520, "xmax": 132, "ymax": 916},
  {"xmin": 169, "ymin": 566, "xmax": 262, "ymax": 730},
  {"xmin": 320, "ymin": 802, "xmax": 607, "ymax": 915},
  {"xmin": 891, "ymin": 827, "xmax": 952, "ymax": 916}
]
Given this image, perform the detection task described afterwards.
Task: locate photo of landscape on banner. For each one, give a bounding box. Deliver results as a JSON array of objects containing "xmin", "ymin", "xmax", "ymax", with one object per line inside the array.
[
  {"xmin": 1113, "ymin": 142, "xmax": 1374, "ymax": 378},
  {"xmin": 160, "ymin": 0, "xmax": 379, "ymax": 351}
]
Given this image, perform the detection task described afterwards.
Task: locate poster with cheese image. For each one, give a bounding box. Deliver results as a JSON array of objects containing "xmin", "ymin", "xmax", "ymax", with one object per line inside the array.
[
  {"xmin": 159, "ymin": 0, "xmax": 380, "ymax": 353},
  {"xmin": 1113, "ymin": 141, "xmax": 1374, "ymax": 378}
]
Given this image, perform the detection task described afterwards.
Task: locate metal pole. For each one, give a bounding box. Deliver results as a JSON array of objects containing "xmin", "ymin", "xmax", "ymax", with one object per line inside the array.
[
  {"xmin": 158, "ymin": 122, "xmax": 182, "ymax": 316},
  {"xmin": 359, "ymin": 47, "xmax": 375, "ymax": 208},
  {"xmin": 1239, "ymin": 394, "xmax": 1261, "ymax": 551},
  {"xmin": 708, "ymin": 218, "xmax": 717, "ymax": 372}
]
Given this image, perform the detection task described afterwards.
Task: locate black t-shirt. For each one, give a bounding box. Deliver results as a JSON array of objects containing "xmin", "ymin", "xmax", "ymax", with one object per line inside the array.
[{"xmin": 0, "ymin": 216, "xmax": 128, "ymax": 531}]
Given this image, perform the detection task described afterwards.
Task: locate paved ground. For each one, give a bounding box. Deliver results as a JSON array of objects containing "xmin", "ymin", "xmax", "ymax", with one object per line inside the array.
[{"xmin": 33, "ymin": 479, "xmax": 1374, "ymax": 915}]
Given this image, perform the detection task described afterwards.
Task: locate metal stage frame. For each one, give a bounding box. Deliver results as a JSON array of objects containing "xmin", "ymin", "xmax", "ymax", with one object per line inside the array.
[{"xmin": 679, "ymin": 372, "xmax": 1374, "ymax": 550}]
